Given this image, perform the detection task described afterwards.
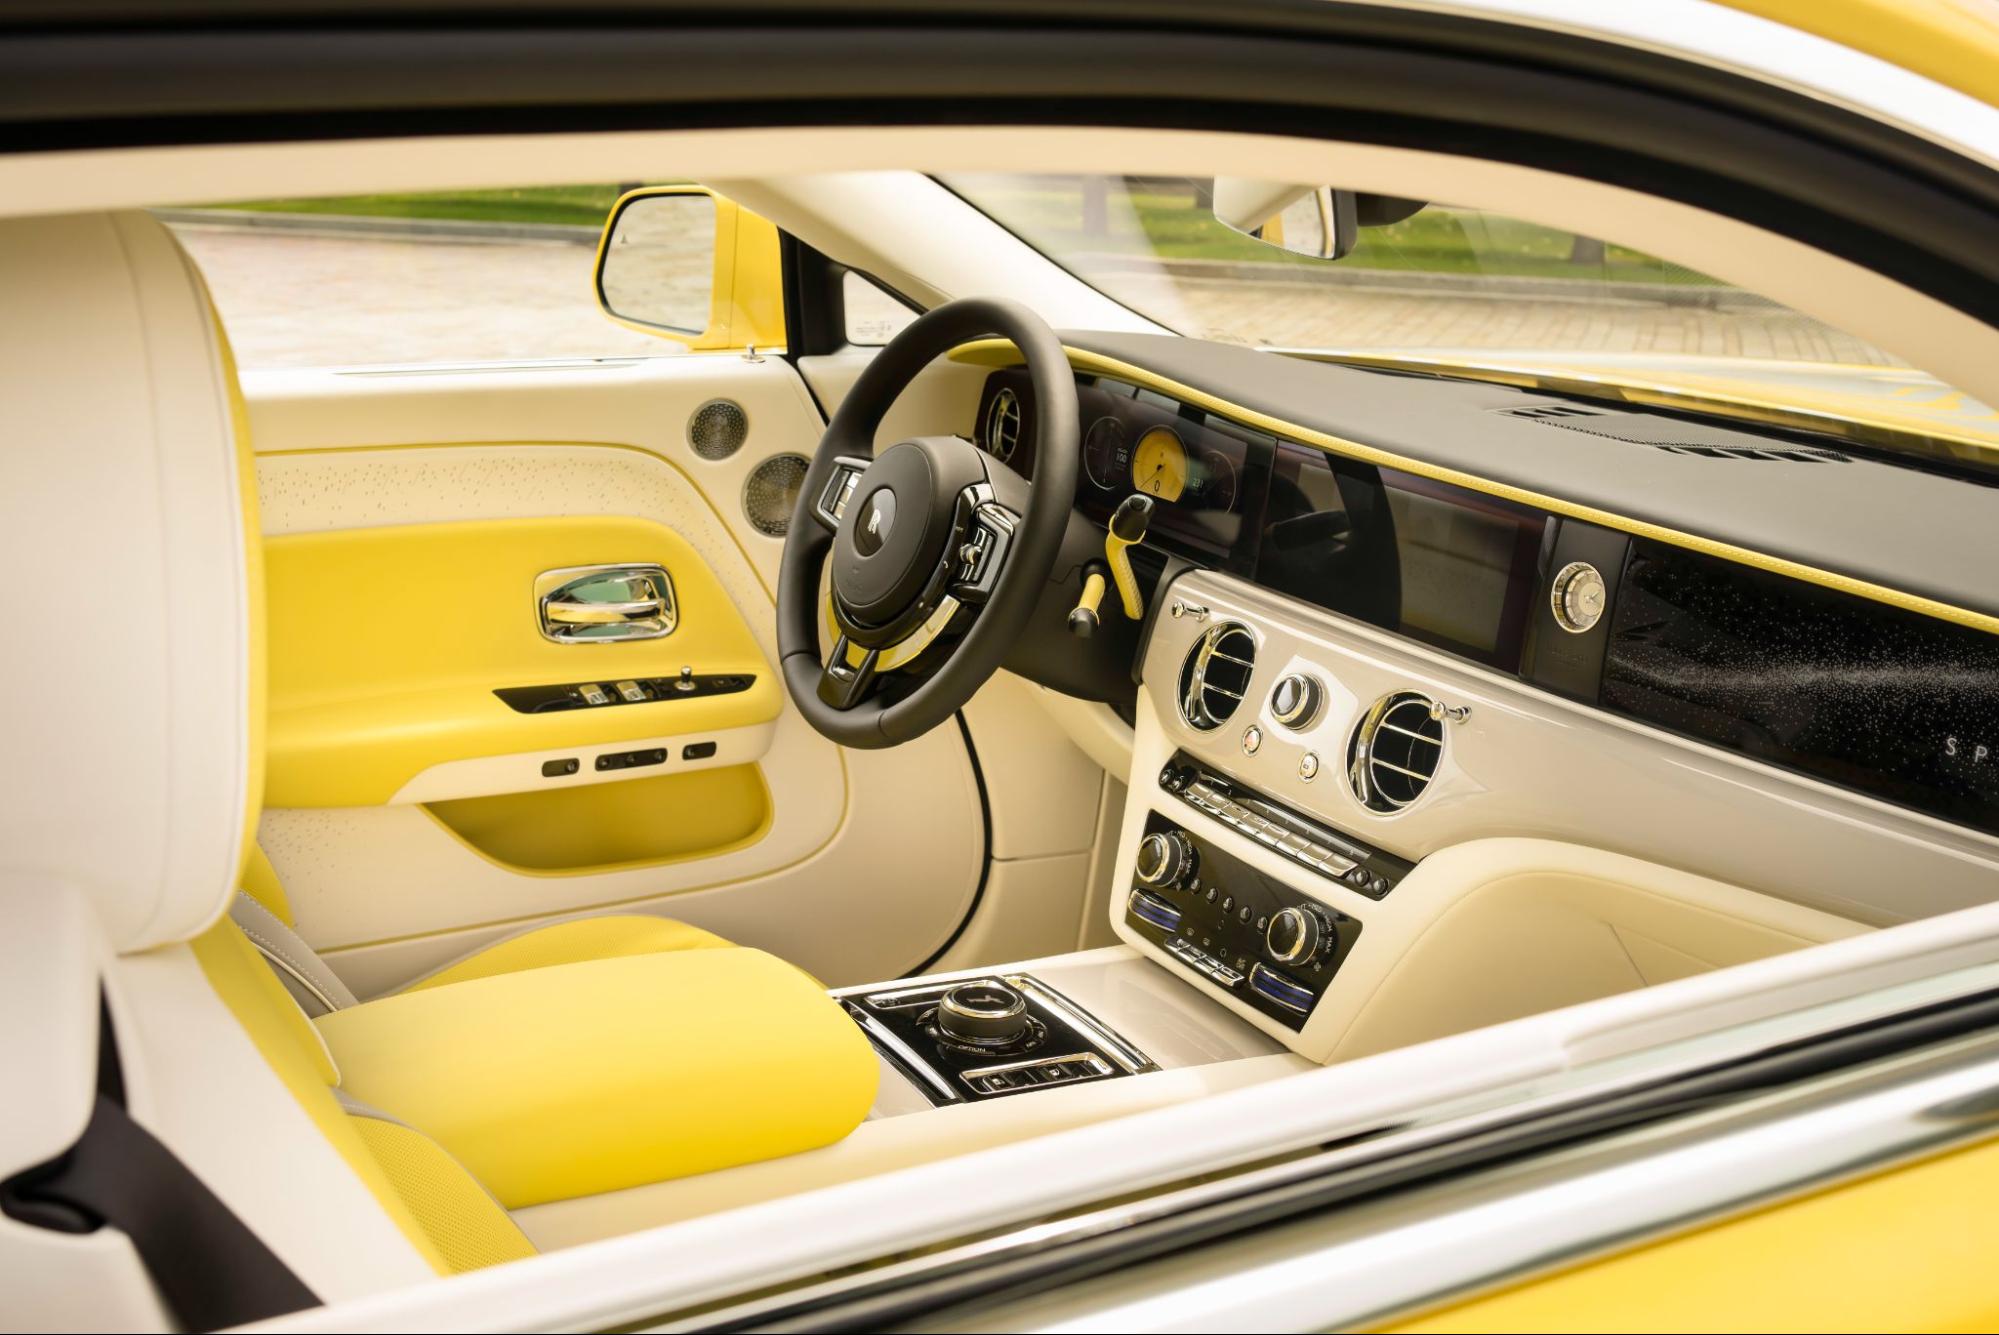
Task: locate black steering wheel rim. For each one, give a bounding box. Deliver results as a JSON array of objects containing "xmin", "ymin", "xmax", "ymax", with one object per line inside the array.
[{"xmin": 777, "ymin": 297, "xmax": 1078, "ymax": 748}]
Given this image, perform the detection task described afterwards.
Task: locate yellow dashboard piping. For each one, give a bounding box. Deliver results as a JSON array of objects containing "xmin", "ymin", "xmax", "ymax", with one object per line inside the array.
[{"xmin": 949, "ymin": 339, "xmax": 1999, "ymax": 638}]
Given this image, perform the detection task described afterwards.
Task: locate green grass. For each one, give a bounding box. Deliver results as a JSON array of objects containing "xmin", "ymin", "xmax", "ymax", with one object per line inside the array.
[{"xmin": 205, "ymin": 184, "xmax": 651, "ymax": 228}]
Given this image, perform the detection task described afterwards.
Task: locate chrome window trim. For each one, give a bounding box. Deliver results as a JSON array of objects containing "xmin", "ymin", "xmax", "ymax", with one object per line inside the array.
[
  {"xmin": 951, "ymin": 1022, "xmax": 1999, "ymax": 1332},
  {"xmin": 646, "ymin": 960, "xmax": 1999, "ymax": 1331}
]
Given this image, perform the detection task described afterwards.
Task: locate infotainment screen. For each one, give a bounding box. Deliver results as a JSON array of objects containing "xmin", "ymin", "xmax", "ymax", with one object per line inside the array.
[{"xmin": 1256, "ymin": 442, "xmax": 1547, "ymax": 670}]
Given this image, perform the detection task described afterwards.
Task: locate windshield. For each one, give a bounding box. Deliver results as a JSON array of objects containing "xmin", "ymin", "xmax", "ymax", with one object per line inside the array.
[{"xmin": 941, "ymin": 172, "xmax": 1999, "ymax": 468}]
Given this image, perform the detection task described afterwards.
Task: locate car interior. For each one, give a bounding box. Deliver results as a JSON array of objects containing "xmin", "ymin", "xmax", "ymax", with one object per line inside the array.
[{"xmin": 6, "ymin": 106, "xmax": 1999, "ymax": 1329}]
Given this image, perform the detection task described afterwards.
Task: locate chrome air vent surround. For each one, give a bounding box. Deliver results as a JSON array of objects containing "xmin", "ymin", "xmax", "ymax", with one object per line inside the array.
[
  {"xmin": 1347, "ymin": 691, "xmax": 1445, "ymax": 813},
  {"xmin": 983, "ymin": 386, "xmax": 1022, "ymax": 462},
  {"xmin": 1178, "ymin": 622, "xmax": 1256, "ymax": 731}
]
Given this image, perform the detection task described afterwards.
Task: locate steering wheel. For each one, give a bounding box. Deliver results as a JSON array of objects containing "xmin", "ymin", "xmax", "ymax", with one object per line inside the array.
[{"xmin": 778, "ymin": 298, "xmax": 1078, "ymax": 748}]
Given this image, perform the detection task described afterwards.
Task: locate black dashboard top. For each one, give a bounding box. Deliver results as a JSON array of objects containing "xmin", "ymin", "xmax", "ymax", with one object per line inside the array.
[
  {"xmin": 972, "ymin": 333, "xmax": 1999, "ymax": 838},
  {"xmin": 1051, "ymin": 331, "xmax": 1999, "ymax": 622}
]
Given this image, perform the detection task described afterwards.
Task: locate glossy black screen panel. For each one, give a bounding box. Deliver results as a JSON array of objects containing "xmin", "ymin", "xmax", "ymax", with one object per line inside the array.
[
  {"xmin": 1603, "ymin": 540, "xmax": 1999, "ymax": 835},
  {"xmin": 1256, "ymin": 443, "xmax": 1546, "ymax": 671}
]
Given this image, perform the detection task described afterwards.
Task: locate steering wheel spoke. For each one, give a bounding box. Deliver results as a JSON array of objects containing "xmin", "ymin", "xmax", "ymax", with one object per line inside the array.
[
  {"xmin": 808, "ymin": 455, "xmax": 873, "ymax": 533},
  {"xmin": 947, "ymin": 495, "xmax": 1020, "ymax": 606},
  {"xmin": 818, "ymin": 635, "xmax": 881, "ymax": 710}
]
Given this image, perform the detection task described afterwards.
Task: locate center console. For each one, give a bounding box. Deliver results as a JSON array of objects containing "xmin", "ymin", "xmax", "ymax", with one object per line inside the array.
[
  {"xmin": 1122, "ymin": 809, "xmax": 1366, "ymax": 1030},
  {"xmin": 840, "ymin": 973, "xmax": 1159, "ymax": 1106}
]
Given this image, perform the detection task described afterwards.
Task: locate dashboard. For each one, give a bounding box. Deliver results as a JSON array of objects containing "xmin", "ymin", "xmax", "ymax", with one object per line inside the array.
[{"xmin": 973, "ymin": 357, "xmax": 1999, "ymax": 842}]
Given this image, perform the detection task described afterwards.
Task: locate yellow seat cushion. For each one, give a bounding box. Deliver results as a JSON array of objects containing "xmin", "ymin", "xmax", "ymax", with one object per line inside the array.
[
  {"xmin": 318, "ymin": 948, "xmax": 878, "ymax": 1208},
  {"xmin": 400, "ymin": 914, "xmax": 733, "ymax": 994},
  {"xmin": 348, "ymin": 1114, "xmax": 537, "ymax": 1272}
]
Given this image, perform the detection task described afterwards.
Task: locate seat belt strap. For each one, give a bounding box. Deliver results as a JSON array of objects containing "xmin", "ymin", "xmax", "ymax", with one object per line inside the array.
[{"xmin": 0, "ymin": 1009, "xmax": 320, "ymax": 1331}]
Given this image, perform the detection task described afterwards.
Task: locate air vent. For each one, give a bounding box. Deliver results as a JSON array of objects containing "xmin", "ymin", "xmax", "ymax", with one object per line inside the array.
[
  {"xmin": 1501, "ymin": 404, "xmax": 1614, "ymax": 421},
  {"xmin": 1497, "ymin": 403, "xmax": 1848, "ymax": 463},
  {"xmin": 1347, "ymin": 691, "xmax": 1444, "ymax": 813},
  {"xmin": 688, "ymin": 398, "xmax": 749, "ymax": 460},
  {"xmin": 743, "ymin": 453, "xmax": 810, "ymax": 538},
  {"xmin": 1178, "ymin": 623, "xmax": 1256, "ymax": 730},
  {"xmin": 983, "ymin": 387, "xmax": 1022, "ymax": 462}
]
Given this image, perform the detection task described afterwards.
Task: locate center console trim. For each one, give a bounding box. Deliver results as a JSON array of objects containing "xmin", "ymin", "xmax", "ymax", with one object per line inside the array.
[{"xmin": 839, "ymin": 973, "xmax": 1159, "ymax": 1107}]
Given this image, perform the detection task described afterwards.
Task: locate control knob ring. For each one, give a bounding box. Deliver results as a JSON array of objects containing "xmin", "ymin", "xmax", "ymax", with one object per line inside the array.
[
  {"xmin": 1135, "ymin": 829, "xmax": 1195, "ymax": 887},
  {"xmin": 1265, "ymin": 906, "xmax": 1324, "ymax": 966}
]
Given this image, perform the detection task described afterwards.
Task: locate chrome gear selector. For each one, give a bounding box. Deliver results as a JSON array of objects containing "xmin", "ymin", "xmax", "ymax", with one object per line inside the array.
[{"xmin": 936, "ymin": 980, "xmax": 1030, "ymax": 1046}]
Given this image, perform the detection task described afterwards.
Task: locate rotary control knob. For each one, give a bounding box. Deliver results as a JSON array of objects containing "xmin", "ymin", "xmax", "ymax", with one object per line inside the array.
[
  {"xmin": 936, "ymin": 980, "xmax": 1029, "ymax": 1046},
  {"xmin": 1265, "ymin": 906, "xmax": 1324, "ymax": 966},
  {"xmin": 1270, "ymin": 674, "xmax": 1324, "ymax": 730},
  {"xmin": 1135, "ymin": 830, "xmax": 1195, "ymax": 887}
]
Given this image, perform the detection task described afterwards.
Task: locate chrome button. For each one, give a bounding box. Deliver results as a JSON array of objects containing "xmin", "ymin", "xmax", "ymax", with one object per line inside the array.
[{"xmin": 1271, "ymin": 673, "xmax": 1324, "ymax": 729}]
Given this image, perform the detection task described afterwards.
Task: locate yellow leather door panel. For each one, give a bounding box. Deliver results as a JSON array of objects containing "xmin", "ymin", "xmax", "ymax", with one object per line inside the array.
[
  {"xmin": 265, "ymin": 514, "xmax": 779, "ymax": 806},
  {"xmin": 426, "ymin": 766, "xmax": 771, "ymax": 874}
]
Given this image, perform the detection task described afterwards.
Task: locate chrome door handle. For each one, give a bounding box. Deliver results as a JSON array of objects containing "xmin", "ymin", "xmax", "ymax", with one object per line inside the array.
[
  {"xmin": 544, "ymin": 596, "xmax": 666, "ymax": 626},
  {"xmin": 535, "ymin": 564, "xmax": 677, "ymax": 643}
]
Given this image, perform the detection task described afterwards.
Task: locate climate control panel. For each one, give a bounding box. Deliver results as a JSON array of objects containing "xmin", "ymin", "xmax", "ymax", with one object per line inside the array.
[{"xmin": 1123, "ymin": 811, "xmax": 1361, "ymax": 1030}]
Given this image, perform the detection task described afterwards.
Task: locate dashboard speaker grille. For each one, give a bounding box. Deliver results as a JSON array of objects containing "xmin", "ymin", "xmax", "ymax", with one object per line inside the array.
[
  {"xmin": 1348, "ymin": 691, "xmax": 1444, "ymax": 812},
  {"xmin": 1178, "ymin": 623, "xmax": 1256, "ymax": 731},
  {"xmin": 688, "ymin": 398, "xmax": 749, "ymax": 460},
  {"xmin": 743, "ymin": 453, "xmax": 810, "ymax": 537}
]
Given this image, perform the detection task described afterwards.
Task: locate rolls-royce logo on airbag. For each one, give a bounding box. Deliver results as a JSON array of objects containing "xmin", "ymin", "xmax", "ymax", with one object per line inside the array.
[{"xmin": 854, "ymin": 487, "xmax": 895, "ymax": 556}]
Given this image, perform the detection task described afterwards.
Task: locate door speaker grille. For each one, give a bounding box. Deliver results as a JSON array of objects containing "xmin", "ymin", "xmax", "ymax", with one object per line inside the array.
[
  {"xmin": 743, "ymin": 454, "xmax": 810, "ymax": 537},
  {"xmin": 688, "ymin": 398, "xmax": 750, "ymax": 460},
  {"xmin": 1347, "ymin": 691, "xmax": 1444, "ymax": 812},
  {"xmin": 1178, "ymin": 623, "xmax": 1256, "ymax": 730}
]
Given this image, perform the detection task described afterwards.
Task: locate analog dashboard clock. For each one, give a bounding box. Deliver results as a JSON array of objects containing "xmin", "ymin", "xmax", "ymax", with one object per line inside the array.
[{"xmin": 1551, "ymin": 560, "xmax": 1608, "ymax": 633}]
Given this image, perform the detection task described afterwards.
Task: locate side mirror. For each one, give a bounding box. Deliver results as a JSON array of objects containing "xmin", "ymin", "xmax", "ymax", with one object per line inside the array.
[
  {"xmin": 1212, "ymin": 179, "xmax": 1358, "ymax": 261},
  {"xmin": 594, "ymin": 185, "xmax": 785, "ymax": 350}
]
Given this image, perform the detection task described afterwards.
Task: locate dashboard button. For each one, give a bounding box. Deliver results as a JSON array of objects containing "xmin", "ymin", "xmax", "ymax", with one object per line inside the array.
[
  {"xmin": 1271, "ymin": 674, "xmax": 1324, "ymax": 729},
  {"xmin": 1242, "ymin": 725, "xmax": 1263, "ymax": 755}
]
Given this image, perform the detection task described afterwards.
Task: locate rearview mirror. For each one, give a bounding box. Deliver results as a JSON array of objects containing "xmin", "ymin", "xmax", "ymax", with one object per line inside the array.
[{"xmin": 1212, "ymin": 179, "xmax": 1358, "ymax": 261}]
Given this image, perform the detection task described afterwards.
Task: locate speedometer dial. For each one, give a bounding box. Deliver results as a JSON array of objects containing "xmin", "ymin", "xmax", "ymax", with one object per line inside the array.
[
  {"xmin": 1198, "ymin": 450, "xmax": 1238, "ymax": 512},
  {"xmin": 1082, "ymin": 417, "xmax": 1128, "ymax": 490},
  {"xmin": 1131, "ymin": 425, "xmax": 1188, "ymax": 502}
]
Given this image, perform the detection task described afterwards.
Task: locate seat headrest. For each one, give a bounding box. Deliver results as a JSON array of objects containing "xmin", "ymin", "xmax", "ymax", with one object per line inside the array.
[{"xmin": 0, "ymin": 212, "xmax": 262, "ymax": 952}]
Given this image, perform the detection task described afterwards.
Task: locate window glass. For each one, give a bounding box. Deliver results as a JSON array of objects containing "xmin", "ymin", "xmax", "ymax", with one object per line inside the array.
[
  {"xmin": 941, "ymin": 173, "xmax": 1999, "ymax": 464},
  {"xmin": 843, "ymin": 268, "xmax": 919, "ymax": 346},
  {"xmin": 163, "ymin": 185, "xmax": 702, "ymax": 367}
]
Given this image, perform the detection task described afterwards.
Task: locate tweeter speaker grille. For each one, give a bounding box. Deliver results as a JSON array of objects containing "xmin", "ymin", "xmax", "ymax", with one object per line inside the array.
[
  {"xmin": 743, "ymin": 453, "xmax": 810, "ymax": 537},
  {"xmin": 688, "ymin": 398, "xmax": 749, "ymax": 460}
]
